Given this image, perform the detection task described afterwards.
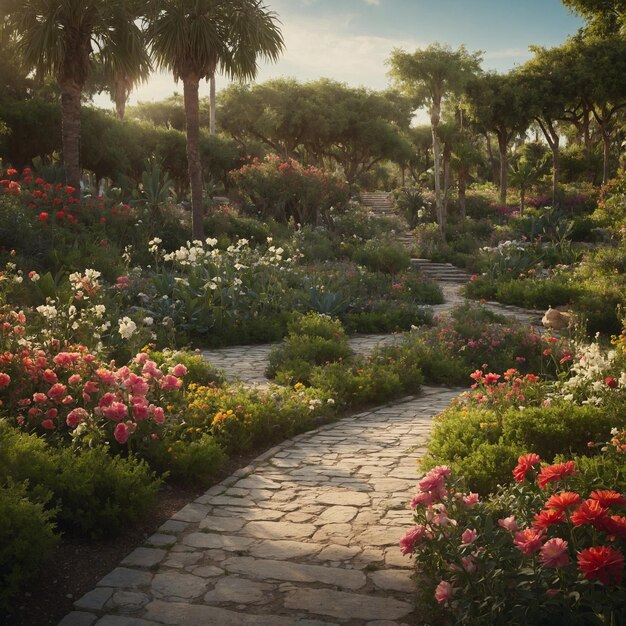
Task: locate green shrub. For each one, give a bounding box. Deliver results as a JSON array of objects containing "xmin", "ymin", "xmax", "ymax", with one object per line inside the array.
[
  {"xmin": 351, "ymin": 238, "xmax": 411, "ymax": 275},
  {"xmin": 342, "ymin": 302, "xmax": 433, "ymax": 334},
  {"xmin": 50, "ymin": 447, "xmax": 161, "ymax": 538},
  {"xmin": 266, "ymin": 313, "xmax": 352, "ymax": 383},
  {"xmin": 0, "ymin": 481, "xmax": 58, "ymax": 614},
  {"xmin": 493, "ymin": 276, "xmax": 580, "ymax": 309},
  {"xmin": 152, "ymin": 434, "xmax": 227, "ymax": 483},
  {"xmin": 502, "ymin": 403, "xmax": 623, "ymax": 460},
  {"xmin": 309, "ymin": 360, "xmax": 409, "ymax": 408}
]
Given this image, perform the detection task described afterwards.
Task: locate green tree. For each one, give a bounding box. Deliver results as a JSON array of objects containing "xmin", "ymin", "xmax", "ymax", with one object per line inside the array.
[
  {"xmin": 145, "ymin": 0, "xmax": 284, "ymax": 240},
  {"xmin": 466, "ymin": 72, "xmax": 533, "ymax": 204},
  {"xmin": 388, "ymin": 44, "xmax": 482, "ymax": 237},
  {"xmin": 561, "ymin": 0, "xmax": 626, "ymax": 35},
  {"xmin": 5, "ymin": 0, "xmax": 147, "ymax": 194},
  {"xmin": 508, "ymin": 142, "xmax": 550, "ymax": 214}
]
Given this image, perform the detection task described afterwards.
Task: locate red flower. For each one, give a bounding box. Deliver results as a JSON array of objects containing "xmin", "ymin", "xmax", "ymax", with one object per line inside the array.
[
  {"xmin": 600, "ymin": 516, "xmax": 626, "ymax": 539},
  {"xmin": 483, "ymin": 373, "xmax": 501, "ymax": 385},
  {"xmin": 571, "ymin": 499, "xmax": 609, "ymax": 527},
  {"xmin": 545, "ymin": 491, "xmax": 582, "ymax": 512},
  {"xmin": 513, "ymin": 453, "xmax": 542, "ymax": 483},
  {"xmin": 589, "ymin": 490, "xmax": 626, "ymax": 508},
  {"xmin": 532, "ymin": 509, "xmax": 565, "ymax": 531},
  {"xmin": 578, "ymin": 546, "xmax": 624, "ymax": 585},
  {"xmin": 38, "ymin": 212, "xmax": 49, "ymax": 221},
  {"xmin": 0, "ymin": 372, "xmax": 10, "ymax": 388},
  {"xmin": 514, "ymin": 528, "xmax": 545, "ymax": 556},
  {"xmin": 537, "ymin": 461, "xmax": 576, "ymax": 488},
  {"xmin": 605, "ymin": 376, "xmax": 618, "ymax": 388}
]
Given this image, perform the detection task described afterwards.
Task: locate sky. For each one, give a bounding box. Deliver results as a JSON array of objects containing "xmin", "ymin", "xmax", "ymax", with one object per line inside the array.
[{"xmin": 93, "ymin": 0, "xmax": 584, "ymax": 109}]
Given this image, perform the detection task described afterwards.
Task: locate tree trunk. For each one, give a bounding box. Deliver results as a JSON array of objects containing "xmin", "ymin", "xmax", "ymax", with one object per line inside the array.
[
  {"xmin": 536, "ymin": 118, "xmax": 560, "ymax": 207},
  {"xmin": 60, "ymin": 79, "xmax": 82, "ymax": 198},
  {"xmin": 441, "ymin": 141, "xmax": 451, "ymax": 234},
  {"xmin": 114, "ymin": 75, "xmax": 128, "ymax": 120},
  {"xmin": 520, "ymin": 184, "xmax": 525, "ymax": 216},
  {"xmin": 497, "ymin": 131, "xmax": 508, "ymax": 205},
  {"xmin": 209, "ymin": 74, "xmax": 216, "ymax": 136},
  {"xmin": 602, "ymin": 129, "xmax": 611, "ymax": 185},
  {"xmin": 458, "ymin": 171, "xmax": 467, "ymax": 220},
  {"xmin": 431, "ymin": 101, "xmax": 444, "ymax": 238},
  {"xmin": 184, "ymin": 77, "xmax": 204, "ymax": 240}
]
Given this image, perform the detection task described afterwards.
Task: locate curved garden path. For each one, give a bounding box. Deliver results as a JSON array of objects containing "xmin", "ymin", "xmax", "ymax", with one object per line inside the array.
[{"xmin": 60, "ymin": 268, "xmax": 541, "ymax": 626}]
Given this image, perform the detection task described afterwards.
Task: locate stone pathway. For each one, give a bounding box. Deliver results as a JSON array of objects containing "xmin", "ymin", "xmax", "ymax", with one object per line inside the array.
[
  {"xmin": 60, "ymin": 251, "xmax": 544, "ymax": 626},
  {"xmin": 200, "ymin": 334, "xmax": 404, "ymax": 386},
  {"xmin": 61, "ymin": 387, "xmax": 461, "ymax": 626}
]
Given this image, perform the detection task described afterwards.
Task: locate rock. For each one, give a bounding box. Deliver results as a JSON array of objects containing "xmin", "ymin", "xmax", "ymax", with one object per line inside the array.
[
  {"xmin": 248, "ymin": 540, "xmax": 323, "ymax": 560},
  {"xmin": 58, "ymin": 612, "xmax": 98, "ymax": 626},
  {"xmin": 315, "ymin": 506, "xmax": 358, "ymax": 525},
  {"xmin": 182, "ymin": 533, "xmax": 254, "ymax": 551},
  {"xmin": 241, "ymin": 521, "xmax": 316, "ymax": 539},
  {"xmin": 121, "ymin": 548, "xmax": 166, "ymax": 569},
  {"xmin": 369, "ymin": 569, "xmax": 415, "ymax": 593},
  {"xmin": 357, "ymin": 526, "xmax": 407, "ymax": 547},
  {"xmin": 96, "ymin": 568, "xmax": 152, "ymax": 589},
  {"xmin": 542, "ymin": 307, "xmax": 571, "ymax": 330},
  {"xmin": 203, "ymin": 577, "xmax": 273, "ymax": 604},
  {"xmin": 199, "ymin": 516, "xmax": 246, "ymax": 533},
  {"xmin": 171, "ymin": 502, "xmax": 210, "ymax": 523},
  {"xmin": 222, "ymin": 556, "xmax": 366, "ymax": 590},
  {"xmin": 151, "ymin": 572, "xmax": 208, "ymax": 599},
  {"xmin": 284, "ymin": 588, "xmax": 412, "ymax": 620},
  {"xmin": 315, "ymin": 545, "xmax": 361, "ymax": 561},
  {"xmin": 317, "ymin": 490, "xmax": 370, "ymax": 507},
  {"xmin": 74, "ymin": 588, "xmax": 115, "ymax": 612}
]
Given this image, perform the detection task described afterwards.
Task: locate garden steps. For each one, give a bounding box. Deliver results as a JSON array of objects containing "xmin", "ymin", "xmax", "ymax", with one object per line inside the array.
[
  {"xmin": 359, "ymin": 191, "xmax": 395, "ymax": 216},
  {"xmin": 411, "ymin": 258, "xmax": 473, "ymax": 284}
]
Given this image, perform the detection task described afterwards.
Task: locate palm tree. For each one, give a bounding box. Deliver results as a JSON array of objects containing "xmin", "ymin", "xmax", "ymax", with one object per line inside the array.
[
  {"xmin": 5, "ymin": 0, "xmax": 147, "ymax": 195},
  {"xmin": 145, "ymin": 0, "xmax": 284, "ymax": 239}
]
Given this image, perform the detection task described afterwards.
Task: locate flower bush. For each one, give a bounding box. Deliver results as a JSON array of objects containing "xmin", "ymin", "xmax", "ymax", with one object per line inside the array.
[
  {"xmin": 401, "ymin": 446, "xmax": 626, "ymax": 625},
  {"xmin": 231, "ymin": 154, "xmax": 350, "ymax": 225}
]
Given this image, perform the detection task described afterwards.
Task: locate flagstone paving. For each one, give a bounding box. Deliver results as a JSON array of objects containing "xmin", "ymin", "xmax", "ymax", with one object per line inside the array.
[
  {"xmin": 61, "ymin": 387, "xmax": 461, "ymax": 626},
  {"xmin": 61, "ymin": 264, "xmax": 542, "ymax": 626}
]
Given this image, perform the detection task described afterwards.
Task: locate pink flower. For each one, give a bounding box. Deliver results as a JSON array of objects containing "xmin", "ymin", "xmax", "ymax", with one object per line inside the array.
[
  {"xmin": 0, "ymin": 372, "xmax": 10, "ymax": 388},
  {"xmin": 103, "ymin": 402, "xmax": 128, "ymax": 422},
  {"xmin": 462, "ymin": 493, "xmax": 479, "ymax": 508},
  {"xmin": 461, "ymin": 556, "xmax": 476, "ymax": 573},
  {"xmin": 96, "ymin": 368, "xmax": 117, "ymax": 385},
  {"xmin": 47, "ymin": 383, "xmax": 67, "ymax": 401},
  {"xmin": 434, "ymin": 580, "xmax": 454, "ymax": 605},
  {"xmin": 160, "ymin": 374, "xmax": 182, "ymax": 390},
  {"xmin": 134, "ymin": 352, "xmax": 149, "ymax": 365},
  {"xmin": 513, "ymin": 528, "xmax": 545, "ymax": 556},
  {"xmin": 68, "ymin": 374, "xmax": 82, "ymax": 386},
  {"xmin": 83, "ymin": 381, "xmax": 99, "ymax": 394},
  {"xmin": 171, "ymin": 363, "xmax": 187, "ymax": 377},
  {"xmin": 98, "ymin": 392, "xmax": 116, "ymax": 407},
  {"xmin": 540, "ymin": 538, "xmax": 570, "ymax": 568},
  {"xmin": 41, "ymin": 419, "xmax": 55, "ymax": 429},
  {"xmin": 66, "ymin": 407, "xmax": 88, "ymax": 429},
  {"xmin": 461, "ymin": 529, "xmax": 478, "ymax": 545},
  {"xmin": 400, "ymin": 525, "xmax": 430, "ymax": 555},
  {"xmin": 124, "ymin": 373, "xmax": 149, "ymax": 396},
  {"xmin": 150, "ymin": 405, "xmax": 165, "ymax": 424},
  {"xmin": 483, "ymin": 373, "xmax": 501, "ymax": 385},
  {"xmin": 33, "ymin": 392, "xmax": 48, "ymax": 404},
  {"xmin": 142, "ymin": 360, "xmax": 163, "ymax": 379},
  {"xmin": 132, "ymin": 402, "xmax": 149, "ymax": 421},
  {"xmin": 42, "ymin": 368, "xmax": 58, "ymax": 384},
  {"xmin": 411, "ymin": 492, "xmax": 433, "ymax": 508},
  {"xmin": 114, "ymin": 422, "xmax": 129, "ymax": 444}
]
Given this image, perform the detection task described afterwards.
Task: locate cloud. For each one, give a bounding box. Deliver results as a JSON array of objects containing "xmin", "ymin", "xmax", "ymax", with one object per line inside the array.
[{"xmin": 364, "ymin": 0, "xmax": 381, "ymax": 5}]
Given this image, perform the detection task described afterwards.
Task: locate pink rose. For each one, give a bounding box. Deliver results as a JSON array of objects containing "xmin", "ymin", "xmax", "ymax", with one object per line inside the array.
[
  {"xmin": 47, "ymin": 383, "xmax": 67, "ymax": 400},
  {"xmin": 172, "ymin": 363, "xmax": 188, "ymax": 377},
  {"xmin": 434, "ymin": 580, "xmax": 454, "ymax": 605},
  {"xmin": 41, "ymin": 419, "xmax": 55, "ymax": 430},
  {"xmin": 66, "ymin": 407, "xmax": 88, "ymax": 429},
  {"xmin": 462, "ymin": 493, "xmax": 479, "ymax": 508},
  {"xmin": 42, "ymin": 369, "xmax": 58, "ymax": 384},
  {"xmin": 539, "ymin": 538, "xmax": 569, "ymax": 568},
  {"xmin": 498, "ymin": 516, "xmax": 518, "ymax": 532},
  {"xmin": 461, "ymin": 529, "xmax": 478, "ymax": 545},
  {"xmin": 103, "ymin": 402, "xmax": 128, "ymax": 422},
  {"xmin": 160, "ymin": 374, "xmax": 182, "ymax": 391},
  {"xmin": 68, "ymin": 374, "xmax": 82, "ymax": 386},
  {"xmin": 150, "ymin": 405, "xmax": 165, "ymax": 424},
  {"xmin": 0, "ymin": 372, "xmax": 10, "ymax": 388},
  {"xmin": 114, "ymin": 422, "xmax": 129, "ymax": 444}
]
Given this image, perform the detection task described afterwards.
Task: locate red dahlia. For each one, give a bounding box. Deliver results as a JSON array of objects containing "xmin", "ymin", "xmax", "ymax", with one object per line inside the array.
[
  {"xmin": 537, "ymin": 461, "xmax": 576, "ymax": 489},
  {"xmin": 577, "ymin": 546, "xmax": 624, "ymax": 585}
]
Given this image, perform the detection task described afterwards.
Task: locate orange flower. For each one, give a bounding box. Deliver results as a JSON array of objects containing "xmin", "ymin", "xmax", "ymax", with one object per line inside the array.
[
  {"xmin": 545, "ymin": 491, "xmax": 581, "ymax": 512},
  {"xmin": 532, "ymin": 509, "xmax": 565, "ymax": 531},
  {"xmin": 513, "ymin": 453, "xmax": 541, "ymax": 483},
  {"xmin": 571, "ymin": 499, "xmax": 609, "ymax": 527},
  {"xmin": 589, "ymin": 490, "xmax": 626, "ymax": 509}
]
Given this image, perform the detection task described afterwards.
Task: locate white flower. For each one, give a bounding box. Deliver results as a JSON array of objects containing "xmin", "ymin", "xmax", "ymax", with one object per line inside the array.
[
  {"xmin": 93, "ymin": 304, "xmax": 106, "ymax": 318},
  {"xmin": 36, "ymin": 304, "xmax": 57, "ymax": 319},
  {"xmin": 205, "ymin": 237, "xmax": 218, "ymax": 247},
  {"xmin": 118, "ymin": 317, "xmax": 137, "ymax": 339},
  {"xmin": 29, "ymin": 272, "xmax": 40, "ymax": 282},
  {"xmin": 143, "ymin": 317, "xmax": 154, "ymax": 326}
]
